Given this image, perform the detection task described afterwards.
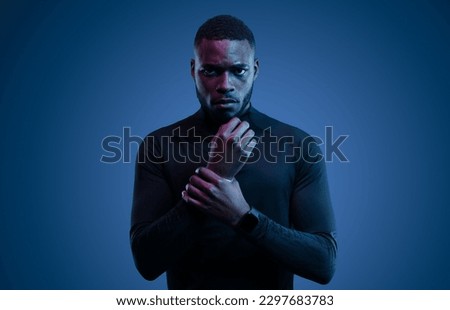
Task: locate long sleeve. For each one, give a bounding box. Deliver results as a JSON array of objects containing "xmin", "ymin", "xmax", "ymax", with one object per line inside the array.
[
  {"xmin": 240, "ymin": 139, "xmax": 337, "ymax": 284},
  {"xmin": 129, "ymin": 108, "xmax": 337, "ymax": 289},
  {"xmin": 130, "ymin": 135, "xmax": 202, "ymax": 281},
  {"xmin": 243, "ymin": 212, "xmax": 337, "ymax": 284}
]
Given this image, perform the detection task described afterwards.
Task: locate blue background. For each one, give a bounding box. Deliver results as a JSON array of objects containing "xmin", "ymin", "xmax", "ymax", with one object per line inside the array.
[{"xmin": 1, "ymin": 0, "xmax": 449, "ymax": 289}]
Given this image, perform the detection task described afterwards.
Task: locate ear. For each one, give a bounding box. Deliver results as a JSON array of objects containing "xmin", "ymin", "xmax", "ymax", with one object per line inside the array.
[
  {"xmin": 253, "ymin": 58, "xmax": 259, "ymax": 81},
  {"xmin": 190, "ymin": 59, "xmax": 195, "ymax": 79}
]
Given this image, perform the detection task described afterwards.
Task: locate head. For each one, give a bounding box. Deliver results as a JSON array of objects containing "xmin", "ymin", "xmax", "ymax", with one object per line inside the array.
[{"xmin": 191, "ymin": 15, "xmax": 259, "ymax": 124}]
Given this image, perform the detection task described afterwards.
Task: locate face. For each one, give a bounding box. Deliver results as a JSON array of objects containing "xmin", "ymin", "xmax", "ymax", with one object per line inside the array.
[{"xmin": 191, "ymin": 39, "xmax": 259, "ymax": 124}]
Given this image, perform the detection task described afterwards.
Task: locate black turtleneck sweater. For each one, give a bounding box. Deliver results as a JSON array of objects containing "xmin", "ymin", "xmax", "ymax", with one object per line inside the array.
[{"xmin": 130, "ymin": 106, "xmax": 337, "ymax": 289}]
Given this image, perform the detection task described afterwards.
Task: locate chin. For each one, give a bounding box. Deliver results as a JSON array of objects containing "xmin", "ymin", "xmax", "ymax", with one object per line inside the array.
[
  {"xmin": 200, "ymin": 102, "xmax": 241, "ymax": 124},
  {"xmin": 213, "ymin": 111, "xmax": 236, "ymax": 123}
]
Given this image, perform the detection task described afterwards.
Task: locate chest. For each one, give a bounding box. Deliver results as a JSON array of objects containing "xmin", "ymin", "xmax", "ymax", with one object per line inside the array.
[{"xmin": 166, "ymin": 139, "xmax": 297, "ymax": 224}]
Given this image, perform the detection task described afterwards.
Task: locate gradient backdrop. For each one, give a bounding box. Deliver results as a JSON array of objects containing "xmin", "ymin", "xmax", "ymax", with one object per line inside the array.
[{"xmin": 1, "ymin": 0, "xmax": 449, "ymax": 289}]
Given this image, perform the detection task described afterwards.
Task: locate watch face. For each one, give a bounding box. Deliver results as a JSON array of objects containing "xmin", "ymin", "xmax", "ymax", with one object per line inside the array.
[{"xmin": 240, "ymin": 210, "xmax": 259, "ymax": 232}]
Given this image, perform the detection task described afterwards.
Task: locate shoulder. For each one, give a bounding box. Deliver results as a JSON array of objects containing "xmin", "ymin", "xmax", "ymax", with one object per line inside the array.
[
  {"xmin": 250, "ymin": 108, "xmax": 323, "ymax": 163},
  {"xmin": 249, "ymin": 107, "xmax": 313, "ymax": 141},
  {"xmin": 136, "ymin": 111, "xmax": 202, "ymax": 159},
  {"xmin": 146, "ymin": 111, "xmax": 202, "ymax": 139}
]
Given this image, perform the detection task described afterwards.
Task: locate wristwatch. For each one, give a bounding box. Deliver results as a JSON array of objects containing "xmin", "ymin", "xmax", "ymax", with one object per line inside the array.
[{"xmin": 237, "ymin": 207, "xmax": 259, "ymax": 233}]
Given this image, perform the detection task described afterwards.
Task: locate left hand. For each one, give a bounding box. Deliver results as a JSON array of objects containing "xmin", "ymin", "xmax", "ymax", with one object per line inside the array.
[{"xmin": 182, "ymin": 167, "xmax": 250, "ymax": 226}]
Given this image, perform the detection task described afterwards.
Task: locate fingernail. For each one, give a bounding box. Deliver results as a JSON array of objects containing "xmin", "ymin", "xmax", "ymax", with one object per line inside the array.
[
  {"xmin": 195, "ymin": 167, "xmax": 200, "ymax": 174},
  {"xmin": 185, "ymin": 184, "xmax": 189, "ymax": 190}
]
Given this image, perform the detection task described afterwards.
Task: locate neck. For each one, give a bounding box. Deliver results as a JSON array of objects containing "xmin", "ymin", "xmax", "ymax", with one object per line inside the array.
[{"xmin": 203, "ymin": 101, "xmax": 252, "ymax": 126}]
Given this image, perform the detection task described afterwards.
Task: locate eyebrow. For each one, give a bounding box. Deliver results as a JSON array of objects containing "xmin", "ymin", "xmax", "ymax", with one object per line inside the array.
[
  {"xmin": 231, "ymin": 64, "xmax": 250, "ymax": 69},
  {"xmin": 202, "ymin": 63, "xmax": 250, "ymax": 69}
]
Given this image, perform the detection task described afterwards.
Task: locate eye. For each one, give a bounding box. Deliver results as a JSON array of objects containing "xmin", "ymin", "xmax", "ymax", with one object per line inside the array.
[
  {"xmin": 233, "ymin": 68, "xmax": 247, "ymax": 76},
  {"xmin": 200, "ymin": 68, "xmax": 218, "ymax": 77}
]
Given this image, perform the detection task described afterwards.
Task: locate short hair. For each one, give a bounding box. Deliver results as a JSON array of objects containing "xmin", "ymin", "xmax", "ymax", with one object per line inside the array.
[{"xmin": 194, "ymin": 15, "xmax": 255, "ymax": 49}]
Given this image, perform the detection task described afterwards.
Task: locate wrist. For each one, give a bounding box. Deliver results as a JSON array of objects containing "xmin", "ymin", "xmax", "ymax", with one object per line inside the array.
[
  {"xmin": 230, "ymin": 203, "xmax": 250, "ymax": 226},
  {"xmin": 205, "ymin": 163, "xmax": 235, "ymax": 180},
  {"xmin": 221, "ymin": 176, "xmax": 234, "ymax": 183},
  {"xmin": 234, "ymin": 206, "xmax": 259, "ymax": 233}
]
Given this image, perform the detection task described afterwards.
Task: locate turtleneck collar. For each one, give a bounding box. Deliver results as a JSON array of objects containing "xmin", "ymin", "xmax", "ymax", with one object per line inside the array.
[{"xmin": 197, "ymin": 102, "xmax": 253, "ymax": 133}]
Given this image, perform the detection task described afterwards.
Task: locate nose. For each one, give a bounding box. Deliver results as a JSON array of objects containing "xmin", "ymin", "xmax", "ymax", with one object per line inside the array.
[{"xmin": 216, "ymin": 72, "xmax": 235, "ymax": 94}]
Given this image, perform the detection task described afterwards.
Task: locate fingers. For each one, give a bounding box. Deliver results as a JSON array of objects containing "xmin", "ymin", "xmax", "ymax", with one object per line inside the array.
[
  {"xmin": 231, "ymin": 121, "xmax": 250, "ymax": 141},
  {"xmin": 215, "ymin": 118, "xmax": 256, "ymax": 149},
  {"xmin": 195, "ymin": 167, "xmax": 223, "ymax": 184},
  {"xmin": 185, "ymin": 168, "xmax": 232, "ymax": 200},
  {"xmin": 241, "ymin": 127, "xmax": 254, "ymax": 141},
  {"xmin": 217, "ymin": 118, "xmax": 252, "ymax": 142},
  {"xmin": 185, "ymin": 179, "xmax": 210, "ymax": 201},
  {"xmin": 207, "ymin": 118, "xmax": 257, "ymax": 178},
  {"xmin": 240, "ymin": 128, "xmax": 256, "ymax": 149},
  {"xmin": 241, "ymin": 138, "xmax": 257, "ymax": 157},
  {"xmin": 182, "ymin": 190, "xmax": 204, "ymax": 208},
  {"xmin": 184, "ymin": 172, "xmax": 219, "ymax": 206},
  {"xmin": 218, "ymin": 117, "xmax": 241, "ymax": 136}
]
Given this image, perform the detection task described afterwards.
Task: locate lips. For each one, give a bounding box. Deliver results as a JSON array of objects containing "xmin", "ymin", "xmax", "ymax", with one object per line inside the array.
[{"xmin": 214, "ymin": 98, "xmax": 238, "ymax": 105}]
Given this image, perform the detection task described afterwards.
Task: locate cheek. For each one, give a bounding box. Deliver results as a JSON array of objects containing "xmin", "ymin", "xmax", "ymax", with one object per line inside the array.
[
  {"xmin": 240, "ymin": 78, "xmax": 253, "ymax": 92},
  {"xmin": 238, "ymin": 72, "xmax": 255, "ymax": 88},
  {"xmin": 197, "ymin": 76, "xmax": 215, "ymax": 93}
]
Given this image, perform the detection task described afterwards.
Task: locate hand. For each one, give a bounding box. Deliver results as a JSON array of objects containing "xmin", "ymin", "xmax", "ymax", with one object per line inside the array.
[
  {"xmin": 182, "ymin": 167, "xmax": 251, "ymax": 226},
  {"xmin": 206, "ymin": 117, "xmax": 257, "ymax": 180}
]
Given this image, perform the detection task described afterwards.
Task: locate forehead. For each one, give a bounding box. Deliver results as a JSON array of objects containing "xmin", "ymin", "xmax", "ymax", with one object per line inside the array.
[{"xmin": 195, "ymin": 39, "xmax": 254, "ymax": 65}]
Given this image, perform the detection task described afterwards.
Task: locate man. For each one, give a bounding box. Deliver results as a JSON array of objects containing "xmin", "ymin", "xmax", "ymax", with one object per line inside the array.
[{"xmin": 130, "ymin": 15, "xmax": 337, "ymax": 289}]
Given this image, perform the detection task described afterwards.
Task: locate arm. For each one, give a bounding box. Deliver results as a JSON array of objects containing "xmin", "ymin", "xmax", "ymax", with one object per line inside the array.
[
  {"xmin": 131, "ymin": 117, "xmax": 254, "ymax": 281},
  {"xmin": 246, "ymin": 216, "xmax": 337, "ymax": 284},
  {"xmin": 241, "ymin": 155, "xmax": 337, "ymax": 284},
  {"xmin": 130, "ymin": 136, "xmax": 203, "ymax": 281},
  {"xmin": 183, "ymin": 143, "xmax": 337, "ymax": 284}
]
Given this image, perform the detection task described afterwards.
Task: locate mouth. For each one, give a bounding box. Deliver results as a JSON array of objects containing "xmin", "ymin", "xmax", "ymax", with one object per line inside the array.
[{"xmin": 213, "ymin": 98, "xmax": 238, "ymax": 108}]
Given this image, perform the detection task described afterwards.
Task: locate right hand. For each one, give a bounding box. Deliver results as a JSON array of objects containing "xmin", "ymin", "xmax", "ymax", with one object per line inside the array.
[{"xmin": 206, "ymin": 117, "xmax": 257, "ymax": 179}]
